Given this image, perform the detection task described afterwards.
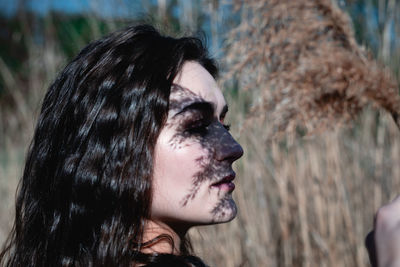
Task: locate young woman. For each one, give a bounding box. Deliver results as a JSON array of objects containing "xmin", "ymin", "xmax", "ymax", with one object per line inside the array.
[{"xmin": 0, "ymin": 25, "xmax": 243, "ymax": 266}]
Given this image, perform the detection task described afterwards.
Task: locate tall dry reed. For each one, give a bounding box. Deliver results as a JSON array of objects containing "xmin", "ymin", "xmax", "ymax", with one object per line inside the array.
[
  {"xmin": 224, "ymin": 0, "xmax": 400, "ymax": 138},
  {"xmin": 190, "ymin": 100, "xmax": 400, "ymax": 267},
  {"xmin": 0, "ymin": 20, "xmax": 64, "ymax": 242},
  {"xmin": 0, "ymin": 13, "xmax": 116, "ymax": 246},
  {"xmin": 190, "ymin": 0, "xmax": 400, "ymax": 266}
]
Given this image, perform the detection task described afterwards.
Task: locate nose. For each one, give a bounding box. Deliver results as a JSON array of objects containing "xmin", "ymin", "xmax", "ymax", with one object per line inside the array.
[{"xmin": 215, "ymin": 129, "xmax": 244, "ymax": 163}]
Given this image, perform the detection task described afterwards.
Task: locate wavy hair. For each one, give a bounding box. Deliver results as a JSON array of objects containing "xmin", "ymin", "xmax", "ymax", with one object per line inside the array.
[{"xmin": 0, "ymin": 25, "xmax": 217, "ymax": 267}]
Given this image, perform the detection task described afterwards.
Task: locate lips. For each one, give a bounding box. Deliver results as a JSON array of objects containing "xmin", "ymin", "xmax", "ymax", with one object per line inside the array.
[{"xmin": 211, "ymin": 173, "xmax": 236, "ymax": 191}]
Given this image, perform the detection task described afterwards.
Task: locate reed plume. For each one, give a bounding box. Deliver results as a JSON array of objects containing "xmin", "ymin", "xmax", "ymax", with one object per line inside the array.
[{"xmin": 225, "ymin": 0, "xmax": 400, "ymax": 138}]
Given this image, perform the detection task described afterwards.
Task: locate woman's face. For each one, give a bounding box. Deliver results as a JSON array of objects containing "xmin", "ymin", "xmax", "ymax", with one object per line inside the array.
[{"xmin": 151, "ymin": 61, "xmax": 243, "ymax": 229}]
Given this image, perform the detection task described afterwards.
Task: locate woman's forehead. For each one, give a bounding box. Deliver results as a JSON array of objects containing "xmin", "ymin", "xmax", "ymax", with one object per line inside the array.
[{"xmin": 171, "ymin": 61, "xmax": 226, "ymax": 115}]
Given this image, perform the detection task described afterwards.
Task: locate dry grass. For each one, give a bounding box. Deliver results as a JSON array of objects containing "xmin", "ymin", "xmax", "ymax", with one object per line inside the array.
[
  {"xmin": 190, "ymin": 98, "xmax": 400, "ymax": 267},
  {"xmin": 190, "ymin": 0, "xmax": 400, "ymax": 266},
  {"xmin": 1, "ymin": 1, "xmax": 400, "ymax": 266},
  {"xmin": 0, "ymin": 16, "xmax": 66, "ymax": 245},
  {"xmin": 224, "ymin": 0, "xmax": 400, "ymax": 138}
]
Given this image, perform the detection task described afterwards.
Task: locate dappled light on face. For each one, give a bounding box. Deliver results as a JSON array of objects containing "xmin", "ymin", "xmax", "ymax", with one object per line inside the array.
[
  {"xmin": 165, "ymin": 84, "xmax": 243, "ymax": 221},
  {"xmin": 211, "ymin": 196, "xmax": 237, "ymax": 223}
]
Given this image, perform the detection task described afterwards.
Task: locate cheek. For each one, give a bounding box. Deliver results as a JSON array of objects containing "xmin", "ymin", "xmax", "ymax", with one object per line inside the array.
[
  {"xmin": 151, "ymin": 126, "xmax": 238, "ymax": 224},
  {"xmin": 151, "ymin": 138, "xmax": 214, "ymax": 220},
  {"xmin": 153, "ymin": 138, "xmax": 209, "ymax": 198}
]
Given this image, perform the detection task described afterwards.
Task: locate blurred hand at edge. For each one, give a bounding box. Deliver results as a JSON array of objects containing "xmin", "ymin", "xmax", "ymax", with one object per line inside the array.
[{"xmin": 366, "ymin": 196, "xmax": 400, "ymax": 267}]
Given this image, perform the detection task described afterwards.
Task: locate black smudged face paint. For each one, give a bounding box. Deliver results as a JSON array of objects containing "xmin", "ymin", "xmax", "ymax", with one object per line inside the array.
[{"xmin": 166, "ymin": 85, "xmax": 243, "ymax": 221}]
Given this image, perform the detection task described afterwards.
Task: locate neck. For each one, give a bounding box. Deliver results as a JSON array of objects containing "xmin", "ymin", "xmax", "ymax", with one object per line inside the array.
[{"xmin": 142, "ymin": 220, "xmax": 189, "ymax": 255}]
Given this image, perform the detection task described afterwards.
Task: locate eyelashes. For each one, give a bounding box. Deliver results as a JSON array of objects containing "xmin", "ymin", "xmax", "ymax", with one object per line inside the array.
[
  {"xmin": 184, "ymin": 120, "xmax": 231, "ymax": 136},
  {"xmin": 185, "ymin": 119, "xmax": 210, "ymax": 136}
]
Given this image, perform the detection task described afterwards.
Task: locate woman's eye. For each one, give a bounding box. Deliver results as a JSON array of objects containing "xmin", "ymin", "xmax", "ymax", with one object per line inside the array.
[
  {"xmin": 223, "ymin": 124, "xmax": 231, "ymax": 131},
  {"xmin": 185, "ymin": 120, "xmax": 210, "ymax": 135}
]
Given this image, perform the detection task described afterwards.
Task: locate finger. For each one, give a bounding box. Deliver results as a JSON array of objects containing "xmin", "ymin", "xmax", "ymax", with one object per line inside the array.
[{"xmin": 392, "ymin": 195, "xmax": 400, "ymax": 203}]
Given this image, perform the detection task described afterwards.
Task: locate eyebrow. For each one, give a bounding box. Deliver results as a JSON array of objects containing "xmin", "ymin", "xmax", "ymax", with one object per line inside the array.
[
  {"xmin": 173, "ymin": 101, "xmax": 214, "ymax": 118},
  {"xmin": 172, "ymin": 101, "xmax": 229, "ymax": 120}
]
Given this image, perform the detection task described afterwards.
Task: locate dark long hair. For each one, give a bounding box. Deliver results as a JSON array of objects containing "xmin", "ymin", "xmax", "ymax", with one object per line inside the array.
[{"xmin": 0, "ymin": 25, "xmax": 217, "ymax": 267}]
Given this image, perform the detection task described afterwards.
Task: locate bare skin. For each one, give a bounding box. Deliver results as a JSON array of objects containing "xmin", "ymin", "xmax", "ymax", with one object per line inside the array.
[
  {"xmin": 366, "ymin": 196, "xmax": 400, "ymax": 267},
  {"xmin": 142, "ymin": 221, "xmax": 182, "ymax": 255},
  {"xmin": 145, "ymin": 61, "xmax": 243, "ymax": 254}
]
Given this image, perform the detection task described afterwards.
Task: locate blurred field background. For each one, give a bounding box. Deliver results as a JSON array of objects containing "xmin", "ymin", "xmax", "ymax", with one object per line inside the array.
[{"xmin": 1, "ymin": 0, "xmax": 399, "ymax": 266}]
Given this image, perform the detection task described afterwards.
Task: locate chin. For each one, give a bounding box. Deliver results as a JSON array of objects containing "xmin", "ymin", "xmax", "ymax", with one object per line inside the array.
[{"xmin": 209, "ymin": 197, "xmax": 237, "ymax": 224}]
